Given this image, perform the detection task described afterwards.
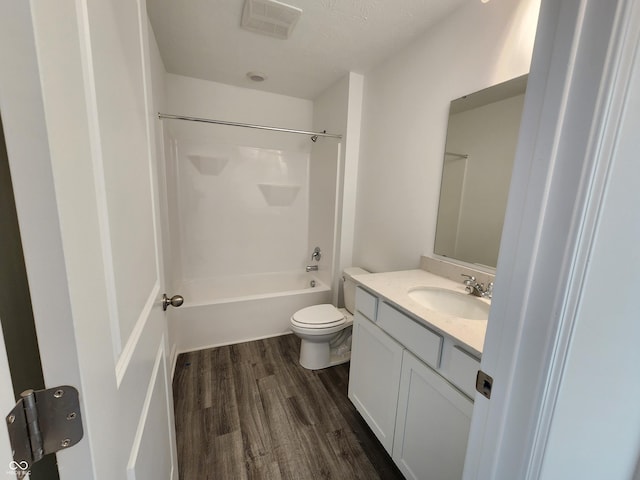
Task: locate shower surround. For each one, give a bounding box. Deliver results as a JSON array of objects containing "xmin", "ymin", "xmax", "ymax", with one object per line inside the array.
[
  {"xmin": 161, "ymin": 74, "xmax": 341, "ymax": 357},
  {"xmin": 177, "ymin": 138, "xmax": 311, "ymax": 280}
]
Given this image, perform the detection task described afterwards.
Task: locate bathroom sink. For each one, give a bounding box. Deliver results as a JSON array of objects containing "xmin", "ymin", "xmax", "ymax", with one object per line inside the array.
[{"xmin": 407, "ymin": 287, "xmax": 490, "ymax": 320}]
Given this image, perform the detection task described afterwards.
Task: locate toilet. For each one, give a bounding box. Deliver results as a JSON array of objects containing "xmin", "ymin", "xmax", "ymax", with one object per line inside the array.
[{"xmin": 290, "ymin": 267, "xmax": 369, "ymax": 370}]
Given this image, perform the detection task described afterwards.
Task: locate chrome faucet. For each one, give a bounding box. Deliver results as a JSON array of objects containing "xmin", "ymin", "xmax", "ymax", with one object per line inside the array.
[
  {"xmin": 461, "ymin": 274, "xmax": 493, "ymax": 298},
  {"xmin": 306, "ymin": 247, "xmax": 321, "ymax": 272}
]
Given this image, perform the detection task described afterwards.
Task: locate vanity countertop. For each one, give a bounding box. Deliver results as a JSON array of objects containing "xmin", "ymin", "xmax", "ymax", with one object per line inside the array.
[{"xmin": 352, "ymin": 269, "xmax": 488, "ymax": 357}]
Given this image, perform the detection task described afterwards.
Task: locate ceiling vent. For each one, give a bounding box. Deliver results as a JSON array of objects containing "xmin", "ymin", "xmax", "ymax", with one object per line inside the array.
[{"xmin": 241, "ymin": 0, "xmax": 302, "ymax": 40}]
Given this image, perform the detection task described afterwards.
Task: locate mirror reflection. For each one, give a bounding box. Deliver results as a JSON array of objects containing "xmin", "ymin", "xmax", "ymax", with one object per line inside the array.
[{"xmin": 434, "ymin": 75, "xmax": 528, "ymax": 269}]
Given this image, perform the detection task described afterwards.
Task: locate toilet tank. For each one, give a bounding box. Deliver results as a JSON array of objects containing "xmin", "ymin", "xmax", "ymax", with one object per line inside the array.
[{"xmin": 343, "ymin": 267, "xmax": 369, "ymax": 314}]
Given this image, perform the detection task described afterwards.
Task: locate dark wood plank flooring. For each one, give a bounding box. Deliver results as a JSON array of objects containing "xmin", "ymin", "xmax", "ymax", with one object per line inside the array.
[{"xmin": 173, "ymin": 333, "xmax": 405, "ymax": 480}]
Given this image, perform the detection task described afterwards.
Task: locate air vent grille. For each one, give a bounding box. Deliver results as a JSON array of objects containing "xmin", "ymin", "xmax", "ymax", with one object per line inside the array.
[{"xmin": 241, "ymin": 0, "xmax": 302, "ymax": 40}]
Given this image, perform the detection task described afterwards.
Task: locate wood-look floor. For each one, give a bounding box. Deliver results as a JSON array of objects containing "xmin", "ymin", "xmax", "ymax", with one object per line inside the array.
[{"xmin": 173, "ymin": 334, "xmax": 405, "ymax": 480}]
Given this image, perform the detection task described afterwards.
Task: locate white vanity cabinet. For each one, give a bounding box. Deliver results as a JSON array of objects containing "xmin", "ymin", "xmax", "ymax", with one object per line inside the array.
[
  {"xmin": 349, "ymin": 312, "xmax": 403, "ymax": 451},
  {"xmin": 393, "ymin": 350, "xmax": 473, "ymax": 480},
  {"xmin": 348, "ymin": 287, "xmax": 403, "ymax": 451},
  {"xmin": 348, "ymin": 286, "xmax": 479, "ymax": 480}
]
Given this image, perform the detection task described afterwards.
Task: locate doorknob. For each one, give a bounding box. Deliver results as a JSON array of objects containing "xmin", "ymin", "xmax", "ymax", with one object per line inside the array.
[{"xmin": 162, "ymin": 294, "xmax": 184, "ymax": 311}]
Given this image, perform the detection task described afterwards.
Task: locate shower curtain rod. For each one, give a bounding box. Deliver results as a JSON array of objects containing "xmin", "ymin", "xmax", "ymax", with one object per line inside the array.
[
  {"xmin": 444, "ymin": 151, "xmax": 469, "ymax": 159},
  {"xmin": 157, "ymin": 113, "xmax": 343, "ymax": 140}
]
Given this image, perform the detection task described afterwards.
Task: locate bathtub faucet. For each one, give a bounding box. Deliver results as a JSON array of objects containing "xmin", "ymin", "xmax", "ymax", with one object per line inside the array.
[{"xmin": 306, "ymin": 265, "xmax": 319, "ymax": 272}]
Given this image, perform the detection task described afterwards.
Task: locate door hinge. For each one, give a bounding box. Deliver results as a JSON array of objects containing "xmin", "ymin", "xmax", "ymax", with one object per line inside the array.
[
  {"xmin": 5, "ymin": 386, "xmax": 83, "ymax": 477},
  {"xmin": 476, "ymin": 370, "xmax": 494, "ymax": 399}
]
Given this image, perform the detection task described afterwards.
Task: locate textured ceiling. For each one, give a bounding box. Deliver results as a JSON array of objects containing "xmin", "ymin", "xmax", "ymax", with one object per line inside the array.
[{"xmin": 147, "ymin": 0, "xmax": 468, "ymax": 99}]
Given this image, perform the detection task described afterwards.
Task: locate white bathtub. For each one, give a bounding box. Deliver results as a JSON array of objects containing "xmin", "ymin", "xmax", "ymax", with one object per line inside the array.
[{"xmin": 170, "ymin": 271, "xmax": 332, "ymax": 354}]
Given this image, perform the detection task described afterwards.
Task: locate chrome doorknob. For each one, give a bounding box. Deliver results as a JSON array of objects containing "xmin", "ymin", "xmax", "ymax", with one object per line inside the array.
[{"xmin": 162, "ymin": 293, "xmax": 184, "ymax": 311}]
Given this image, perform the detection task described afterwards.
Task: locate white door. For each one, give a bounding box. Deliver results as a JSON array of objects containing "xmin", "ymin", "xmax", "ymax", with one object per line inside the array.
[{"xmin": 0, "ymin": 0, "xmax": 178, "ymax": 478}]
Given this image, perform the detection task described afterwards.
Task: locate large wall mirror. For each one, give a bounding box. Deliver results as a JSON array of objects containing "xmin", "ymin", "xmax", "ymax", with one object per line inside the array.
[{"xmin": 434, "ymin": 74, "xmax": 528, "ymax": 269}]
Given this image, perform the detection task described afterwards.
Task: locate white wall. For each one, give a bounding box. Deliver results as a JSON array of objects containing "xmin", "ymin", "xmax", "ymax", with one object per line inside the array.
[
  {"xmin": 309, "ymin": 72, "xmax": 364, "ymax": 299},
  {"xmin": 354, "ymin": 0, "xmax": 540, "ymax": 272},
  {"xmin": 309, "ymin": 78, "xmax": 347, "ymax": 286},
  {"xmin": 164, "ymin": 75, "xmax": 313, "ymax": 283}
]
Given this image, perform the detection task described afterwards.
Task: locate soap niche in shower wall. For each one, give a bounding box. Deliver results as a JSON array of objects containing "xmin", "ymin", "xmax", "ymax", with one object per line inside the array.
[
  {"xmin": 258, "ymin": 183, "xmax": 301, "ymax": 207},
  {"xmin": 188, "ymin": 154, "xmax": 229, "ymax": 176}
]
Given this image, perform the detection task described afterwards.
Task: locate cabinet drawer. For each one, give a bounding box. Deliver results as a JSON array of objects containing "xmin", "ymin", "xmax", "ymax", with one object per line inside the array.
[
  {"xmin": 447, "ymin": 346, "xmax": 481, "ymax": 399},
  {"xmin": 355, "ymin": 287, "xmax": 378, "ymax": 321},
  {"xmin": 377, "ymin": 302, "xmax": 442, "ymax": 369}
]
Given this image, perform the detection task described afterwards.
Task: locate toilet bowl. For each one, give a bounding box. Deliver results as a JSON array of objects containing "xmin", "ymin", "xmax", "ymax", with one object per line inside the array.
[{"xmin": 290, "ymin": 267, "xmax": 369, "ymax": 370}]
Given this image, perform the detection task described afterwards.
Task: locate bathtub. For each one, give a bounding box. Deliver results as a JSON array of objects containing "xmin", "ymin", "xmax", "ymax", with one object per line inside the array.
[{"xmin": 170, "ymin": 271, "xmax": 332, "ymax": 355}]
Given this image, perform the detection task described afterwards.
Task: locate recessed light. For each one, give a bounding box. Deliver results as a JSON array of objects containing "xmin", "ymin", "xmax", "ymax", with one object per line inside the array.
[{"xmin": 247, "ymin": 72, "xmax": 267, "ymax": 82}]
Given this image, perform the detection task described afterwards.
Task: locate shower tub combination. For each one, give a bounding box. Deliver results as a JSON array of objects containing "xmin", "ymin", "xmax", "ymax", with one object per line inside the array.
[
  {"xmin": 160, "ymin": 112, "xmax": 342, "ymax": 361},
  {"xmin": 171, "ymin": 271, "xmax": 331, "ymax": 354}
]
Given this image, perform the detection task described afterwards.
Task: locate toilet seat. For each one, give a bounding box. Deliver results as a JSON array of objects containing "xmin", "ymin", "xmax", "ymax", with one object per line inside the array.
[{"xmin": 291, "ymin": 304, "xmax": 345, "ymax": 329}]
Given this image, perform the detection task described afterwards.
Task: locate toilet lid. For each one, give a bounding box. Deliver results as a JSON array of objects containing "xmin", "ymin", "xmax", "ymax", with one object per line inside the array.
[{"xmin": 291, "ymin": 304, "xmax": 345, "ymax": 327}]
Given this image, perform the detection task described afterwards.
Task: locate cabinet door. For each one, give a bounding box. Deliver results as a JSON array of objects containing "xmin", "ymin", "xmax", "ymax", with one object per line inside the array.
[
  {"xmin": 348, "ymin": 312, "xmax": 403, "ymax": 452},
  {"xmin": 393, "ymin": 350, "xmax": 473, "ymax": 480}
]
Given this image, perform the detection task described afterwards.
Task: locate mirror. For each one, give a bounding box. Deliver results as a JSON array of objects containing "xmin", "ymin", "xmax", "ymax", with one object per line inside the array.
[{"xmin": 434, "ymin": 75, "xmax": 528, "ymax": 269}]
